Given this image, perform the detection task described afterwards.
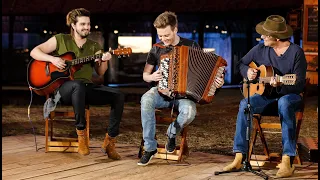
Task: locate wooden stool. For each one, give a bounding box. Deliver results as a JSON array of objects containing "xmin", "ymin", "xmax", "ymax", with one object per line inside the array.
[
  {"xmin": 138, "ymin": 108, "xmax": 189, "ymax": 162},
  {"xmin": 45, "ymin": 102, "xmax": 90, "ymax": 153}
]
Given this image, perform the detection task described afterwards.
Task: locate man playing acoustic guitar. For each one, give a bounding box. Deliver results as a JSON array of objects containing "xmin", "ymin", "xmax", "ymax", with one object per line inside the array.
[
  {"xmin": 223, "ymin": 15, "xmax": 307, "ymax": 178},
  {"xmin": 30, "ymin": 8, "xmax": 124, "ymax": 159}
]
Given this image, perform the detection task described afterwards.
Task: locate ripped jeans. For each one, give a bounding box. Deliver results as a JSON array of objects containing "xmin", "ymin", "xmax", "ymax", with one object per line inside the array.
[{"xmin": 141, "ymin": 87, "xmax": 197, "ymax": 152}]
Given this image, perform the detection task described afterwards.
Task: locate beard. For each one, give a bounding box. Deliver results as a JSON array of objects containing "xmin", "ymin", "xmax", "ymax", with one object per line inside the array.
[{"xmin": 75, "ymin": 29, "xmax": 90, "ymax": 38}]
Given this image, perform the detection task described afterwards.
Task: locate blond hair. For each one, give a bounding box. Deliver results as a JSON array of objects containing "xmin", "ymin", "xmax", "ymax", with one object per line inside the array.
[
  {"xmin": 153, "ymin": 11, "xmax": 178, "ymax": 30},
  {"xmin": 66, "ymin": 8, "xmax": 90, "ymax": 36}
]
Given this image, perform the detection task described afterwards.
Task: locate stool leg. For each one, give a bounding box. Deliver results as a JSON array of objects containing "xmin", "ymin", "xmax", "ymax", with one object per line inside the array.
[
  {"xmin": 249, "ymin": 117, "xmax": 259, "ymax": 159},
  {"xmin": 138, "ymin": 138, "xmax": 144, "ymax": 158},
  {"xmin": 86, "ymin": 109, "xmax": 90, "ymax": 146},
  {"xmin": 45, "ymin": 117, "xmax": 49, "ymax": 153},
  {"xmin": 178, "ymin": 127, "xmax": 188, "ymax": 162}
]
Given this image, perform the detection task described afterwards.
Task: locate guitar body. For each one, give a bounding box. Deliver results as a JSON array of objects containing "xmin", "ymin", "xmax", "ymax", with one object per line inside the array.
[
  {"xmin": 242, "ymin": 61, "xmax": 274, "ymax": 98},
  {"xmin": 27, "ymin": 52, "xmax": 82, "ymax": 96}
]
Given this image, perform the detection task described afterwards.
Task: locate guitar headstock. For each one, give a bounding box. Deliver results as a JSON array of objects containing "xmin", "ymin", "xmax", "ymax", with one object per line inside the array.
[
  {"xmin": 112, "ymin": 47, "xmax": 132, "ymax": 57},
  {"xmin": 280, "ymin": 74, "xmax": 297, "ymax": 85}
]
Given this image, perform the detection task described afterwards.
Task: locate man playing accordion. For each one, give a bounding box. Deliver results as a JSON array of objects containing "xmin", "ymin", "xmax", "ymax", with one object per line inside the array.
[{"xmin": 137, "ymin": 11, "xmax": 225, "ymax": 166}]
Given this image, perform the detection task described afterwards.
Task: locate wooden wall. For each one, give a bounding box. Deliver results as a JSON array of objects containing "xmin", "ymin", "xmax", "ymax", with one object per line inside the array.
[{"xmin": 303, "ymin": 0, "xmax": 318, "ymax": 84}]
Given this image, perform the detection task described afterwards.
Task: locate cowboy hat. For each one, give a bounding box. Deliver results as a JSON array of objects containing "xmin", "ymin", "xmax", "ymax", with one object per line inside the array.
[{"xmin": 255, "ymin": 15, "xmax": 293, "ymax": 39}]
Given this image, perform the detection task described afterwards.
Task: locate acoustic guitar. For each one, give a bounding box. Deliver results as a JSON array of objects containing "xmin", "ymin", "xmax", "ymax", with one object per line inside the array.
[
  {"xmin": 27, "ymin": 47, "xmax": 132, "ymax": 96},
  {"xmin": 242, "ymin": 61, "xmax": 296, "ymax": 98}
]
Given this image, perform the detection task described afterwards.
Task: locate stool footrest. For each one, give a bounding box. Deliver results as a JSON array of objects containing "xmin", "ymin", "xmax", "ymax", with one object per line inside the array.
[
  {"xmin": 46, "ymin": 147, "xmax": 78, "ymax": 152},
  {"xmin": 154, "ymin": 153, "xmax": 180, "ymax": 161},
  {"xmin": 48, "ymin": 141, "xmax": 79, "ymax": 147}
]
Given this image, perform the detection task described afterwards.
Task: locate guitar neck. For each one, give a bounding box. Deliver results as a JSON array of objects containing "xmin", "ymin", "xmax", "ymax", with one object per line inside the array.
[
  {"xmin": 259, "ymin": 74, "xmax": 296, "ymax": 85},
  {"xmin": 71, "ymin": 53, "xmax": 103, "ymax": 65},
  {"xmin": 258, "ymin": 77, "xmax": 273, "ymax": 83}
]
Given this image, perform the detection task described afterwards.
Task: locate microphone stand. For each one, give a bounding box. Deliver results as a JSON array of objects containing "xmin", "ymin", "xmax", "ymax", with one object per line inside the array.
[{"xmin": 214, "ymin": 79, "xmax": 268, "ymax": 180}]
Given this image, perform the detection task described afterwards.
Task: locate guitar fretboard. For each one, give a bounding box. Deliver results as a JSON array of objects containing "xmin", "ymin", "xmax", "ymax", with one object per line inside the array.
[
  {"xmin": 71, "ymin": 54, "xmax": 103, "ymax": 65},
  {"xmin": 258, "ymin": 74, "xmax": 296, "ymax": 85}
]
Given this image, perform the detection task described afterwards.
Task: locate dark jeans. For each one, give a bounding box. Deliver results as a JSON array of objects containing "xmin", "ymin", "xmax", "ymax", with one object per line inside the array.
[{"xmin": 58, "ymin": 80, "xmax": 125, "ymax": 137}]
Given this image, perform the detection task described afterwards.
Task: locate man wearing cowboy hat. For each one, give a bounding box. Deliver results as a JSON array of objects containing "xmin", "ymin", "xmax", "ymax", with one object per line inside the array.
[{"xmin": 222, "ymin": 15, "xmax": 307, "ymax": 178}]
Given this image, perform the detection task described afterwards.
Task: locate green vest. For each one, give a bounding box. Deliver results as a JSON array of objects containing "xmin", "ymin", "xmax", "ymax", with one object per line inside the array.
[{"xmin": 53, "ymin": 33, "xmax": 103, "ymax": 83}]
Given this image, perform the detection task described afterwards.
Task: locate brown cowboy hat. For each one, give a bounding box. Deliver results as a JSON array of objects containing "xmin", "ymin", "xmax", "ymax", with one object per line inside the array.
[{"xmin": 255, "ymin": 15, "xmax": 293, "ymax": 39}]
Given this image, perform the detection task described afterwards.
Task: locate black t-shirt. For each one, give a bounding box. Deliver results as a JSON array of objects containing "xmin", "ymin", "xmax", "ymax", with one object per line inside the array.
[{"xmin": 146, "ymin": 36, "xmax": 200, "ymax": 66}]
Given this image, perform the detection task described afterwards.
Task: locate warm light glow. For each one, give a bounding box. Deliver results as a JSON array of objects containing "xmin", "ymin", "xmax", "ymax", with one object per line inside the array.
[
  {"xmin": 43, "ymin": 30, "xmax": 47, "ymax": 34},
  {"xmin": 95, "ymin": 25, "xmax": 99, "ymax": 29},
  {"xmin": 24, "ymin": 28, "xmax": 28, "ymax": 31},
  {"xmin": 215, "ymin": 26, "xmax": 218, "ymax": 29},
  {"xmin": 114, "ymin": 30, "xmax": 119, "ymax": 34},
  {"xmin": 221, "ymin": 30, "xmax": 227, "ymax": 34},
  {"xmin": 193, "ymin": 30, "xmax": 196, "ymax": 33},
  {"xmin": 205, "ymin": 25, "xmax": 210, "ymax": 28},
  {"xmin": 256, "ymin": 38, "xmax": 262, "ymax": 41},
  {"xmin": 118, "ymin": 36, "xmax": 152, "ymax": 53}
]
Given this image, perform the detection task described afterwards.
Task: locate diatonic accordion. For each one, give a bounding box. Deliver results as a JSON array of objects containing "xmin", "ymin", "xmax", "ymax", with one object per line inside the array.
[{"xmin": 158, "ymin": 45, "xmax": 227, "ymax": 104}]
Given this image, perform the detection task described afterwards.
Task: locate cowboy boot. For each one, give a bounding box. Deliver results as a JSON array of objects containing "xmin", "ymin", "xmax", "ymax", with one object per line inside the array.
[
  {"xmin": 101, "ymin": 133, "xmax": 121, "ymax": 160},
  {"xmin": 76, "ymin": 129, "xmax": 90, "ymax": 155},
  {"xmin": 276, "ymin": 155, "xmax": 295, "ymax": 178},
  {"xmin": 223, "ymin": 153, "xmax": 243, "ymax": 171}
]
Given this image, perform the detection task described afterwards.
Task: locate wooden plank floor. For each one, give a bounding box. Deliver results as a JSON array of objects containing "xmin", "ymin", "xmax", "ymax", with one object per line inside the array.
[{"xmin": 2, "ymin": 134, "xmax": 318, "ymax": 180}]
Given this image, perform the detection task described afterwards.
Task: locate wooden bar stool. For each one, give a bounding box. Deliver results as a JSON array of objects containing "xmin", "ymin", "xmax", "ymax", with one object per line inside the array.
[
  {"xmin": 138, "ymin": 108, "xmax": 189, "ymax": 162},
  {"xmin": 45, "ymin": 95, "xmax": 90, "ymax": 153}
]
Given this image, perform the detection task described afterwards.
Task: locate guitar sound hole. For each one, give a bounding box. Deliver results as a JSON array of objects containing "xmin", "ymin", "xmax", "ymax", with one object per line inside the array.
[{"xmin": 256, "ymin": 85, "xmax": 259, "ymax": 91}]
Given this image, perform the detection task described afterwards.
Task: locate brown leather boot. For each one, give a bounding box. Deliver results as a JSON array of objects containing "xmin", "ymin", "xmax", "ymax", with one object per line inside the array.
[
  {"xmin": 101, "ymin": 133, "xmax": 121, "ymax": 160},
  {"xmin": 76, "ymin": 129, "xmax": 90, "ymax": 155}
]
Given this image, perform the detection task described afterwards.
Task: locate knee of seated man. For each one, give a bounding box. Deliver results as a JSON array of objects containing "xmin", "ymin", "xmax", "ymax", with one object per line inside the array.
[
  {"xmin": 180, "ymin": 106, "xmax": 196, "ymax": 122},
  {"xmin": 141, "ymin": 94, "xmax": 156, "ymax": 110},
  {"xmin": 278, "ymin": 97, "xmax": 294, "ymax": 110},
  {"xmin": 239, "ymin": 99, "xmax": 248, "ymax": 109},
  {"xmin": 71, "ymin": 80, "xmax": 86, "ymax": 90}
]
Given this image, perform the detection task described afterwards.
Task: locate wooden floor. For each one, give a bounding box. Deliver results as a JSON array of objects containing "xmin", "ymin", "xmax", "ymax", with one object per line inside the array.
[{"xmin": 2, "ymin": 135, "xmax": 318, "ymax": 180}]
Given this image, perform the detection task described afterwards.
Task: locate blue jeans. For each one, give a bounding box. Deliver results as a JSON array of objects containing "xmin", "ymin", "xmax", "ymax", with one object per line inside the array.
[
  {"xmin": 233, "ymin": 93, "xmax": 302, "ymax": 157},
  {"xmin": 141, "ymin": 87, "xmax": 197, "ymax": 152}
]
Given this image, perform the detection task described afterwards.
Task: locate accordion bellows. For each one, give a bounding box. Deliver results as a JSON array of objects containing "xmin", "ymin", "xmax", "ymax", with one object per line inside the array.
[{"xmin": 158, "ymin": 45, "xmax": 227, "ymax": 104}]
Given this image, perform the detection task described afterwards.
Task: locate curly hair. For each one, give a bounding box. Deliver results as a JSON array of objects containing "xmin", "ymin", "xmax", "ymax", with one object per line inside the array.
[
  {"xmin": 153, "ymin": 11, "xmax": 178, "ymax": 30},
  {"xmin": 66, "ymin": 8, "xmax": 90, "ymax": 35}
]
